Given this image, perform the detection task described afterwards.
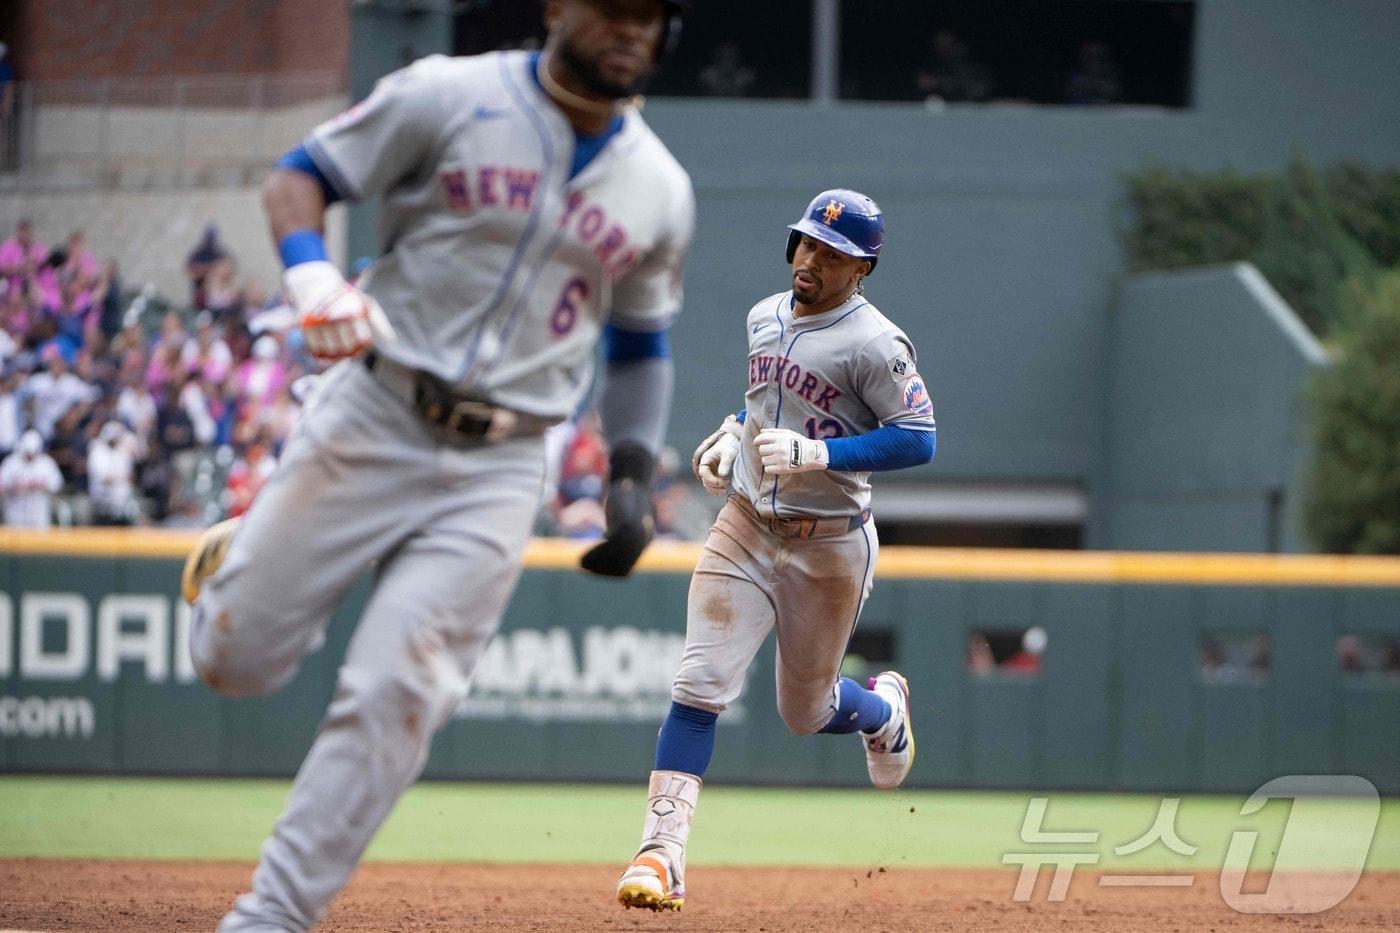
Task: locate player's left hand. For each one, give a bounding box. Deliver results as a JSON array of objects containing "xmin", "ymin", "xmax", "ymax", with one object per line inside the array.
[
  {"xmin": 580, "ymin": 443, "xmax": 656, "ymax": 577},
  {"xmin": 755, "ymin": 428, "xmax": 829, "ymax": 475}
]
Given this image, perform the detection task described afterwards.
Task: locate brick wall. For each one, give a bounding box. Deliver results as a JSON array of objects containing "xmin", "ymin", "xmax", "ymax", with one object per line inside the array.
[
  {"xmin": 271, "ymin": 0, "xmax": 351, "ymax": 77},
  {"xmin": 8, "ymin": 0, "xmax": 348, "ymax": 83}
]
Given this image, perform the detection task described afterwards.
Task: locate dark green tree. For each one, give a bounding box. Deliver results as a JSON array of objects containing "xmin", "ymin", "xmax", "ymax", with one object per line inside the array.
[
  {"xmin": 1250, "ymin": 154, "xmax": 1376, "ymax": 336},
  {"xmin": 1305, "ymin": 271, "xmax": 1400, "ymax": 554},
  {"xmin": 1125, "ymin": 166, "xmax": 1268, "ymax": 272},
  {"xmin": 1328, "ymin": 163, "xmax": 1400, "ymax": 268}
]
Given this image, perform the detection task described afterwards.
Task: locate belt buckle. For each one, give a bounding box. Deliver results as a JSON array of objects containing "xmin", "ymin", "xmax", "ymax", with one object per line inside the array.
[
  {"xmin": 772, "ymin": 516, "xmax": 807, "ymax": 539},
  {"xmin": 446, "ymin": 399, "xmax": 518, "ymax": 442},
  {"xmin": 446, "ymin": 399, "xmax": 494, "ymax": 436}
]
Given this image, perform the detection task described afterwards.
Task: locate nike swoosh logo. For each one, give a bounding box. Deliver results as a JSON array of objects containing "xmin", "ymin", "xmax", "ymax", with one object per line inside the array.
[
  {"xmin": 752, "ymin": 323, "xmax": 766, "ymax": 333},
  {"xmin": 473, "ymin": 106, "xmax": 510, "ymax": 120}
]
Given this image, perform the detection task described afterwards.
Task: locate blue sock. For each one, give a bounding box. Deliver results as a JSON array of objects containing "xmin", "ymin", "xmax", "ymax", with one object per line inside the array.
[
  {"xmin": 818, "ymin": 677, "xmax": 892, "ymax": 735},
  {"xmin": 654, "ymin": 701, "xmax": 718, "ymax": 777}
]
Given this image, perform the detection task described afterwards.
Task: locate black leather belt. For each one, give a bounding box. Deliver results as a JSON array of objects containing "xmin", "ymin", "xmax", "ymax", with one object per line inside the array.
[
  {"xmin": 363, "ymin": 351, "xmax": 552, "ymax": 442},
  {"xmin": 731, "ymin": 494, "xmax": 872, "ymax": 540}
]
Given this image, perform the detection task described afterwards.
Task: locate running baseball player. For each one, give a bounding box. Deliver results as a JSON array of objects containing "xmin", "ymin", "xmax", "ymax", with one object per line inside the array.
[
  {"xmin": 616, "ymin": 189, "xmax": 935, "ymax": 912},
  {"xmin": 179, "ymin": 2, "xmax": 693, "ymax": 929}
]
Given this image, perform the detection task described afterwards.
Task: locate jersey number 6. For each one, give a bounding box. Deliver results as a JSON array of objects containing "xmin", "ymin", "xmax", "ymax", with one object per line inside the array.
[{"xmin": 550, "ymin": 277, "xmax": 591, "ymax": 337}]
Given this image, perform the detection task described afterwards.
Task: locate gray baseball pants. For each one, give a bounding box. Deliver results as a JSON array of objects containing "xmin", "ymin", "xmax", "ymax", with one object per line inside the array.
[
  {"xmin": 671, "ymin": 497, "xmax": 879, "ymax": 734},
  {"xmin": 189, "ymin": 360, "xmax": 546, "ymax": 932}
]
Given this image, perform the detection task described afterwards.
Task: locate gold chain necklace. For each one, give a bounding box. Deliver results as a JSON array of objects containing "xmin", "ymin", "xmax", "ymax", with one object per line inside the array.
[{"xmin": 535, "ymin": 53, "xmax": 618, "ymax": 117}]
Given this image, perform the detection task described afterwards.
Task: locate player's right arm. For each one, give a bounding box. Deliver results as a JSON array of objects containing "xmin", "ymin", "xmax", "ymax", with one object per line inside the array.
[
  {"xmin": 263, "ymin": 169, "xmax": 327, "ymax": 246},
  {"xmin": 692, "ymin": 410, "xmax": 744, "ymax": 495},
  {"xmin": 263, "ymin": 58, "xmax": 454, "ymax": 362},
  {"xmin": 263, "ymin": 167, "xmax": 391, "ymax": 362}
]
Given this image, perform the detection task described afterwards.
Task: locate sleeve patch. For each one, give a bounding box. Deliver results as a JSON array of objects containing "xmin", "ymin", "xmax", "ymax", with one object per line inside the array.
[
  {"xmin": 887, "ymin": 354, "xmax": 913, "ymax": 381},
  {"xmin": 903, "ymin": 377, "xmax": 934, "ymax": 416},
  {"xmin": 327, "ymin": 96, "xmax": 375, "ymax": 132}
]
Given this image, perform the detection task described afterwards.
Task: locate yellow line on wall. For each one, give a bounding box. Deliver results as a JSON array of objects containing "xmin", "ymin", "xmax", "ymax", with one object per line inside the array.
[
  {"xmin": 2, "ymin": 529, "xmax": 1400, "ymax": 587},
  {"xmin": 0, "ymin": 527, "xmax": 202, "ymax": 558}
]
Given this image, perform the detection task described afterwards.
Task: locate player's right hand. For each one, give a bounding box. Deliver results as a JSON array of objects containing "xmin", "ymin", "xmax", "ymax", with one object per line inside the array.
[
  {"xmin": 692, "ymin": 414, "xmax": 743, "ymax": 496},
  {"xmin": 283, "ymin": 260, "xmax": 395, "ymax": 362}
]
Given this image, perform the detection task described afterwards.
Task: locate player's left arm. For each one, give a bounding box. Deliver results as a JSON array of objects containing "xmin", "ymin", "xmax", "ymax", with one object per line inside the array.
[
  {"xmin": 578, "ymin": 324, "xmax": 672, "ymax": 578},
  {"xmin": 757, "ymin": 332, "xmax": 936, "ymax": 475},
  {"xmin": 579, "ymin": 174, "xmax": 695, "ymax": 578}
]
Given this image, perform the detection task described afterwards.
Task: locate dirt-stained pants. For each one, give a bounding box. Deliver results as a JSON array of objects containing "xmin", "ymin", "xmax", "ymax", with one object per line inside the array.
[
  {"xmin": 670, "ymin": 497, "xmax": 878, "ymax": 735},
  {"xmin": 190, "ymin": 360, "xmax": 545, "ymax": 933}
]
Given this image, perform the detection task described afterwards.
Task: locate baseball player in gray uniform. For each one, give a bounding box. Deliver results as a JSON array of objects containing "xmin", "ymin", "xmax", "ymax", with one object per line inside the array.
[
  {"xmin": 616, "ymin": 189, "xmax": 935, "ymax": 912},
  {"xmin": 179, "ymin": 2, "xmax": 693, "ymax": 929}
]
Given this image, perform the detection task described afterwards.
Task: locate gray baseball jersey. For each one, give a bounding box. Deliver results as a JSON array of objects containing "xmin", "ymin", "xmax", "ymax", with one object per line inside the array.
[
  {"xmin": 731, "ymin": 289, "xmax": 936, "ymax": 519},
  {"xmin": 305, "ymin": 51, "xmax": 694, "ymax": 419}
]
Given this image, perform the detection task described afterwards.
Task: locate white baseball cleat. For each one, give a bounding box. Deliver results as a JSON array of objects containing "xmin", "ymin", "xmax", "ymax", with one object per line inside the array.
[
  {"xmin": 863, "ymin": 671, "xmax": 915, "ymax": 789},
  {"xmin": 616, "ymin": 848, "xmax": 685, "ymax": 911}
]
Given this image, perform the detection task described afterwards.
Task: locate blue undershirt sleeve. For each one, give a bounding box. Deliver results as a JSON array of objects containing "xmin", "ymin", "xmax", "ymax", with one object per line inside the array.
[
  {"xmin": 276, "ymin": 143, "xmax": 345, "ymax": 206},
  {"xmin": 825, "ymin": 424, "xmax": 936, "ymax": 472}
]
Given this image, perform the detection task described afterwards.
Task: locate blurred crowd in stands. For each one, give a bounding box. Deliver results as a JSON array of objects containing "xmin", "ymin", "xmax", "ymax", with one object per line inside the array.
[
  {"xmin": 0, "ymin": 218, "xmax": 710, "ymax": 538},
  {"xmin": 0, "ymin": 218, "xmax": 306, "ymax": 530},
  {"xmin": 543, "ymin": 412, "xmax": 709, "ymax": 543},
  {"xmin": 966, "ymin": 627, "xmax": 1047, "ymax": 677},
  {"xmin": 1335, "ymin": 634, "xmax": 1400, "ymax": 679}
]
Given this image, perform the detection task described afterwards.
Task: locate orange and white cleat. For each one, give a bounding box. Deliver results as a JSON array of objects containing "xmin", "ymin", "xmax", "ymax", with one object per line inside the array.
[{"xmin": 616, "ymin": 848, "xmax": 685, "ymax": 911}]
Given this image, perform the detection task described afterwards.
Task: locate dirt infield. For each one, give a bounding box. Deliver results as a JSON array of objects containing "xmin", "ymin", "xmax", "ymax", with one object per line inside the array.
[{"xmin": 2, "ymin": 860, "xmax": 1398, "ymax": 932}]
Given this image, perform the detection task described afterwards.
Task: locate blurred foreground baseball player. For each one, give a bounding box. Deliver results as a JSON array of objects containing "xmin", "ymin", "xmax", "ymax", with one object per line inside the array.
[
  {"xmin": 617, "ymin": 190, "xmax": 935, "ymax": 911},
  {"xmin": 180, "ymin": 1, "xmax": 693, "ymax": 928}
]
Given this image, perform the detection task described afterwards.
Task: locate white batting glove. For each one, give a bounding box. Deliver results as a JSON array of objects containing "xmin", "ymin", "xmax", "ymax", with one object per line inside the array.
[
  {"xmin": 692, "ymin": 414, "xmax": 743, "ymax": 495},
  {"xmin": 755, "ymin": 428, "xmax": 829, "ymax": 475},
  {"xmin": 284, "ymin": 260, "xmax": 396, "ymax": 362}
]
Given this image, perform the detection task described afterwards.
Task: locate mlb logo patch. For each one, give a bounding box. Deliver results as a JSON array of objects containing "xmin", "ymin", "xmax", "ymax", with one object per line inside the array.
[{"xmin": 903, "ymin": 378, "xmax": 934, "ymax": 416}]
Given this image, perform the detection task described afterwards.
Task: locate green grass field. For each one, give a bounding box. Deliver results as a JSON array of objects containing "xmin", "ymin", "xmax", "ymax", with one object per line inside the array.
[{"xmin": 2, "ymin": 776, "xmax": 1397, "ymax": 873}]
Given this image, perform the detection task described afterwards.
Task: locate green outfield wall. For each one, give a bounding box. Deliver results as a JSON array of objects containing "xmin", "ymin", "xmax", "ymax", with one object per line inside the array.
[
  {"xmin": 2, "ymin": 531, "xmax": 1399, "ymax": 793},
  {"xmin": 1095, "ymin": 264, "xmax": 1329, "ymax": 553}
]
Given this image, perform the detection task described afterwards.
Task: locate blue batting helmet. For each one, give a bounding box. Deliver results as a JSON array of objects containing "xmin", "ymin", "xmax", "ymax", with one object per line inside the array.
[{"xmin": 785, "ymin": 189, "xmax": 884, "ymax": 272}]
